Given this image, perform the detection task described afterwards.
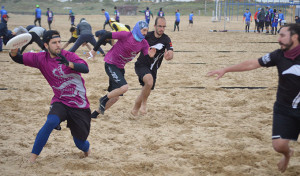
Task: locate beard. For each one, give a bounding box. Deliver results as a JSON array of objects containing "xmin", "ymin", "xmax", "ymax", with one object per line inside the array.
[
  {"xmin": 48, "ymin": 47, "xmax": 61, "ymax": 56},
  {"xmin": 279, "ymin": 40, "xmax": 293, "ymax": 51}
]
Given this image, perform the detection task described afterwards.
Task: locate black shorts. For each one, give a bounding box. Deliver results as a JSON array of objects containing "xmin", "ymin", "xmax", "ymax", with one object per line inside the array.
[
  {"xmin": 49, "ymin": 102, "xmax": 91, "ymax": 141},
  {"xmin": 68, "ymin": 37, "xmax": 77, "ymax": 43},
  {"xmin": 135, "ymin": 65, "xmax": 157, "ymax": 90},
  {"xmin": 272, "ymin": 102, "xmax": 300, "ymax": 141},
  {"xmin": 48, "ymin": 20, "xmax": 52, "ymax": 25},
  {"xmin": 105, "ymin": 62, "xmax": 127, "ymax": 92},
  {"xmin": 265, "ymin": 21, "xmax": 271, "ymax": 27},
  {"xmin": 189, "ymin": 20, "xmax": 193, "ymax": 24},
  {"xmin": 258, "ymin": 21, "xmax": 264, "ymax": 28},
  {"xmin": 175, "ymin": 21, "xmax": 180, "ymax": 25}
]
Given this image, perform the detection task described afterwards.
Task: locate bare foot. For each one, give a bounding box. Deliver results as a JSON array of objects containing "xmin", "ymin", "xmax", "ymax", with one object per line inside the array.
[
  {"xmin": 278, "ymin": 148, "xmax": 294, "ymax": 173},
  {"xmin": 131, "ymin": 109, "xmax": 139, "ymax": 116},
  {"xmin": 139, "ymin": 104, "xmax": 147, "ymax": 115},
  {"xmin": 84, "ymin": 149, "xmax": 90, "ymax": 158},
  {"xmin": 29, "ymin": 153, "xmax": 38, "ymax": 163}
]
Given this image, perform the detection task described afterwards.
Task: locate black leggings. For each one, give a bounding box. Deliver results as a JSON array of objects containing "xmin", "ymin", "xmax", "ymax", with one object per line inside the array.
[
  {"xmin": 174, "ymin": 21, "xmax": 179, "ymax": 31},
  {"xmin": 34, "ymin": 18, "xmax": 41, "ymax": 27}
]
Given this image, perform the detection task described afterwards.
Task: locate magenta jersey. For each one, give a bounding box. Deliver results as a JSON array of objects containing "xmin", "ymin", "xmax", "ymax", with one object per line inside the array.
[
  {"xmin": 23, "ymin": 50, "xmax": 90, "ymax": 109},
  {"xmin": 104, "ymin": 31, "xmax": 149, "ymax": 69}
]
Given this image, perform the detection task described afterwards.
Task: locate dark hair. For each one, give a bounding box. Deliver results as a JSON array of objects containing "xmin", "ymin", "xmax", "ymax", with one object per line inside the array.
[
  {"xmin": 146, "ymin": 7, "xmax": 149, "ymax": 10},
  {"xmin": 283, "ymin": 23, "xmax": 300, "ymax": 42},
  {"xmin": 114, "ymin": 6, "xmax": 117, "ymax": 9},
  {"xmin": 274, "ymin": 9, "xmax": 277, "ymax": 13},
  {"xmin": 102, "ymin": 9, "xmax": 105, "ymax": 11},
  {"xmin": 70, "ymin": 26, "xmax": 75, "ymax": 32},
  {"xmin": 159, "ymin": 8, "xmax": 162, "ymax": 11},
  {"xmin": 43, "ymin": 30, "xmax": 60, "ymax": 44},
  {"xmin": 155, "ymin": 16, "xmax": 165, "ymax": 25}
]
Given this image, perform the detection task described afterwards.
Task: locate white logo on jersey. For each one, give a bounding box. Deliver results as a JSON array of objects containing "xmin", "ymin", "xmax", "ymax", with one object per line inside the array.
[
  {"xmin": 262, "ymin": 53, "xmax": 271, "ymax": 64},
  {"xmin": 282, "ymin": 65, "xmax": 300, "ymax": 76}
]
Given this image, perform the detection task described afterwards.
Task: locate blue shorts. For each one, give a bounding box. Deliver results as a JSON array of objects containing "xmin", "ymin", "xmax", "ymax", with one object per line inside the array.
[
  {"xmin": 272, "ymin": 22, "xmax": 278, "ymax": 28},
  {"xmin": 272, "ymin": 102, "xmax": 300, "ymax": 141}
]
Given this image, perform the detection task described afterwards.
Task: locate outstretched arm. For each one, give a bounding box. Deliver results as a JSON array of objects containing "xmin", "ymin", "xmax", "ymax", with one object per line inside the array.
[
  {"xmin": 90, "ymin": 32, "xmax": 112, "ymax": 57},
  {"xmin": 206, "ymin": 59, "xmax": 261, "ymax": 80}
]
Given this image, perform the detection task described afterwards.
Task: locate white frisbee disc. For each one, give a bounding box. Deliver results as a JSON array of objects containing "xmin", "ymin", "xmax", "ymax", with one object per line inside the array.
[{"xmin": 6, "ymin": 33, "xmax": 32, "ymax": 49}]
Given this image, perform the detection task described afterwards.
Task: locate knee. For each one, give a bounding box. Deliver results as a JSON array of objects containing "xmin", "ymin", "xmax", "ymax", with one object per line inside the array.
[
  {"xmin": 120, "ymin": 84, "xmax": 128, "ymax": 94},
  {"xmin": 46, "ymin": 114, "xmax": 60, "ymax": 128},
  {"xmin": 272, "ymin": 139, "xmax": 288, "ymax": 153},
  {"xmin": 73, "ymin": 137, "xmax": 89, "ymax": 152},
  {"xmin": 143, "ymin": 75, "xmax": 154, "ymax": 88}
]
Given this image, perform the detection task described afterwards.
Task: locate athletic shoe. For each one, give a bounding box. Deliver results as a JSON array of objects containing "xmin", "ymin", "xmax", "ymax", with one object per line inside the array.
[
  {"xmin": 54, "ymin": 124, "xmax": 61, "ymax": 130},
  {"xmin": 91, "ymin": 110, "xmax": 100, "ymax": 118},
  {"xmin": 99, "ymin": 96, "xmax": 106, "ymax": 115}
]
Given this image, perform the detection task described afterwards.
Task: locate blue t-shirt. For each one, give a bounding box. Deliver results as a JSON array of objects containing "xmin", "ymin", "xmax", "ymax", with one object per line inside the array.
[
  {"xmin": 35, "ymin": 8, "xmax": 42, "ymax": 18},
  {"xmin": 189, "ymin": 13, "xmax": 194, "ymax": 21},
  {"xmin": 104, "ymin": 11, "xmax": 110, "ymax": 22},
  {"xmin": 243, "ymin": 12, "xmax": 251, "ymax": 22},
  {"xmin": 175, "ymin": 12, "xmax": 180, "ymax": 22},
  {"xmin": 278, "ymin": 13, "xmax": 284, "ymax": 20}
]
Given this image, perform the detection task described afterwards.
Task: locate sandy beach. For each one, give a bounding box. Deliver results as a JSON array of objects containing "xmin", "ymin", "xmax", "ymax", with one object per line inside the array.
[{"xmin": 0, "ymin": 14, "xmax": 299, "ymax": 175}]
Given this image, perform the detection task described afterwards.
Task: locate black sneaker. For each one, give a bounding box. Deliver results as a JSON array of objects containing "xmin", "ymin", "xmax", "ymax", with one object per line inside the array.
[
  {"xmin": 99, "ymin": 96, "xmax": 106, "ymax": 115},
  {"xmin": 91, "ymin": 110, "xmax": 100, "ymax": 118},
  {"xmin": 54, "ymin": 124, "xmax": 61, "ymax": 130}
]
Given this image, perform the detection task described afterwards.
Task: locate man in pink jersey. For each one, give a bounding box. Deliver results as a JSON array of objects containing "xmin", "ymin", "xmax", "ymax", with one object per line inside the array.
[
  {"xmin": 9, "ymin": 30, "xmax": 92, "ymax": 163},
  {"xmin": 90, "ymin": 20, "xmax": 156, "ymax": 118}
]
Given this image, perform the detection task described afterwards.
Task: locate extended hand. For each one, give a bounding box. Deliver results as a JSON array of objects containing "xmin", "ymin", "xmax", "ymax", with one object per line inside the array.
[
  {"xmin": 56, "ymin": 53, "xmax": 69, "ymax": 66},
  {"xmin": 206, "ymin": 69, "xmax": 226, "ymax": 80}
]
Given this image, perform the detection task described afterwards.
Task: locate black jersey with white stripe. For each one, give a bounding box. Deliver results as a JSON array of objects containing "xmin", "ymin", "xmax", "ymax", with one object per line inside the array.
[
  {"xmin": 258, "ymin": 49, "xmax": 300, "ymax": 109},
  {"xmin": 135, "ymin": 31, "xmax": 173, "ymax": 71}
]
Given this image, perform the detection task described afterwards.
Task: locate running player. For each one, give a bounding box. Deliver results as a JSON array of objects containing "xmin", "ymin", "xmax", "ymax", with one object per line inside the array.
[
  {"xmin": 131, "ymin": 16, "xmax": 173, "ymax": 116},
  {"xmin": 139, "ymin": 7, "xmax": 153, "ymax": 24},
  {"xmin": 102, "ymin": 9, "xmax": 110, "ymax": 30},
  {"xmin": 189, "ymin": 11, "xmax": 194, "ymax": 28},
  {"xmin": 243, "ymin": 8, "xmax": 252, "ymax": 33},
  {"xmin": 174, "ymin": 9, "xmax": 180, "ymax": 31},
  {"xmin": 114, "ymin": 6, "xmax": 120, "ymax": 22},
  {"xmin": 89, "ymin": 20, "xmax": 156, "ymax": 118},
  {"xmin": 207, "ymin": 23, "xmax": 300, "ymax": 173},
  {"xmin": 34, "ymin": 5, "xmax": 42, "ymax": 27},
  {"xmin": 9, "ymin": 30, "xmax": 92, "ymax": 163},
  {"xmin": 46, "ymin": 8, "xmax": 54, "ymax": 30},
  {"xmin": 69, "ymin": 10, "xmax": 75, "ymax": 26},
  {"xmin": 157, "ymin": 7, "xmax": 164, "ymax": 17}
]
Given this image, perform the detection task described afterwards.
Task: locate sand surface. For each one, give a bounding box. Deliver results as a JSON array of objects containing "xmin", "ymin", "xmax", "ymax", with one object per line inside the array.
[{"xmin": 0, "ymin": 14, "xmax": 299, "ymax": 175}]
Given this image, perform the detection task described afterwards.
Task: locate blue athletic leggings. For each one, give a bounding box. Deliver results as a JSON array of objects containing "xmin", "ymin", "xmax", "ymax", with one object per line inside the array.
[{"xmin": 31, "ymin": 114, "xmax": 90, "ymax": 155}]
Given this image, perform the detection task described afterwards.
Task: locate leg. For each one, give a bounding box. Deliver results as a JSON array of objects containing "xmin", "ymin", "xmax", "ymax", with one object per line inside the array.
[
  {"xmin": 32, "ymin": 33, "xmax": 46, "ymax": 51},
  {"xmin": 34, "ymin": 18, "xmax": 37, "ymax": 26},
  {"xmin": 272, "ymin": 139, "xmax": 294, "ymax": 173},
  {"xmin": 68, "ymin": 35, "xmax": 86, "ymax": 52},
  {"xmin": 131, "ymin": 74, "xmax": 153, "ymax": 116},
  {"xmin": 73, "ymin": 137, "xmax": 90, "ymax": 157},
  {"xmin": 30, "ymin": 114, "xmax": 60, "ymax": 163},
  {"xmin": 0, "ymin": 38, "xmax": 2, "ymax": 52},
  {"xmin": 38, "ymin": 19, "xmax": 41, "ymax": 27}
]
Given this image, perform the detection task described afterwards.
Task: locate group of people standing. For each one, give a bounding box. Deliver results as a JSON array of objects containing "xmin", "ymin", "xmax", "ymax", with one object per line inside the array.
[{"xmin": 244, "ymin": 6, "xmax": 287, "ymax": 34}]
